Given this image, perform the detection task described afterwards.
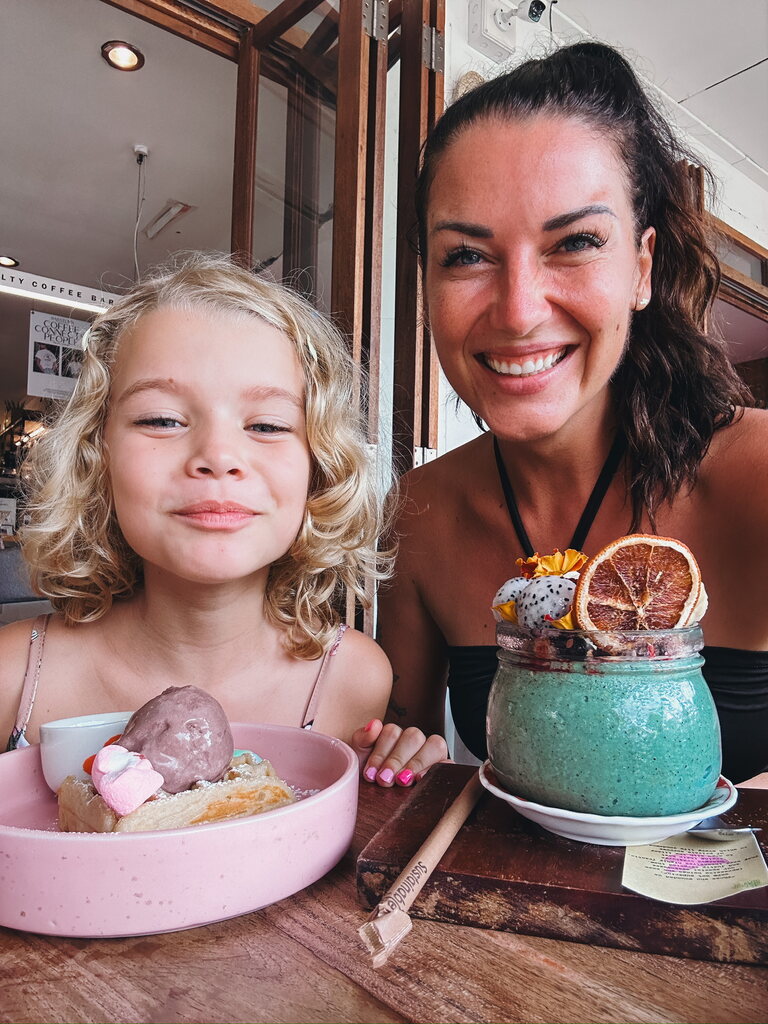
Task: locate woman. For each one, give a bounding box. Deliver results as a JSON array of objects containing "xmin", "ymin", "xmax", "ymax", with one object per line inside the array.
[{"xmin": 377, "ymin": 42, "xmax": 768, "ymax": 786}]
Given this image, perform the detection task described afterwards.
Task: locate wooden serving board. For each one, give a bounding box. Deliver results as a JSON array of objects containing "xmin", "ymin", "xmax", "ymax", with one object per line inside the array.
[{"xmin": 356, "ymin": 763, "xmax": 768, "ymax": 965}]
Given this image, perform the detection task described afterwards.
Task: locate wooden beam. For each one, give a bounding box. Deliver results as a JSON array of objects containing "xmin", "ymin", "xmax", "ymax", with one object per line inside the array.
[
  {"xmin": 330, "ymin": 0, "xmax": 369, "ymax": 361},
  {"xmin": 100, "ymin": 0, "xmax": 239, "ymax": 58},
  {"xmin": 392, "ymin": 0, "xmax": 430, "ymax": 471},
  {"xmin": 270, "ymin": 37, "xmax": 337, "ymax": 95},
  {"xmin": 362, "ymin": 31, "xmax": 389, "ymax": 445},
  {"xmin": 720, "ymin": 267, "xmax": 768, "ymax": 323},
  {"xmin": 305, "ymin": 5, "xmax": 339, "ymax": 54},
  {"xmin": 711, "ymin": 215, "xmax": 768, "ymax": 263},
  {"xmin": 421, "ymin": 0, "xmax": 444, "ymax": 451},
  {"xmin": 231, "ymin": 27, "xmax": 260, "ymax": 260},
  {"xmin": 283, "ymin": 73, "xmax": 321, "ymax": 297},
  {"xmin": 251, "ymin": 0, "xmax": 325, "ymax": 49}
]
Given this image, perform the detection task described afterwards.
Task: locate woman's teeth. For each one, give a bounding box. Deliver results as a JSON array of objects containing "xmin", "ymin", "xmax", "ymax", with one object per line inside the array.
[{"xmin": 484, "ymin": 348, "xmax": 566, "ymax": 377}]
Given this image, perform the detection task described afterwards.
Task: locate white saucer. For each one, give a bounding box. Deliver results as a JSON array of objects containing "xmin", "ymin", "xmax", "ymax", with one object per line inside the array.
[{"xmin": 479, "ymin": 761, "xmax": 738, "ymax": 846}]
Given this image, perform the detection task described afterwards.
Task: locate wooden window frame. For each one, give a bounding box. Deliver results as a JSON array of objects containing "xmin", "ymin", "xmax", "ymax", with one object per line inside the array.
[
  {"xmin": 391, "ymin": 0, "xmax": 444, "ymax": 474},
  {"xmin": 711, "ymin": 215, "xmax": 768, "ymax": 323},
  {"xmin": 100, "ymin": 1, "xmax": 392, "ymax": 391}
]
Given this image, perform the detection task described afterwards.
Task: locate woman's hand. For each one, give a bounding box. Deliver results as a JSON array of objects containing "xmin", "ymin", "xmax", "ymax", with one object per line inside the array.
[{"xmin": 350, "ymin": 719, "xmax": 450, "ymax": 787}]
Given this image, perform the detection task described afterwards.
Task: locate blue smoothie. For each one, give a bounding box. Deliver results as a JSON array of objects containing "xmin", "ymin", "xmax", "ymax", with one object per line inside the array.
[{"xmin": 487, "ymin": 626, "xmax": 721, "ymax": 816}]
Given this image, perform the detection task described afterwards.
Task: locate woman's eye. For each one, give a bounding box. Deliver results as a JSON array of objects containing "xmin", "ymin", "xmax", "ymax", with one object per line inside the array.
[
  {"xmin": 439, "ymin": 246, "xmax": 485, "ymax": 268},
  {"xmin": 557, "ymin": 232, "xmax": 606, "ymax": 254},
  {"xmin": 135, "ymin": 416, "xmax": 182, "ymax": 429}
]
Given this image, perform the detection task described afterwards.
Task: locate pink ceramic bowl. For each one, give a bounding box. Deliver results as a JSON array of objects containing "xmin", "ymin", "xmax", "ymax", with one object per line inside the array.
[{"xmin": 0, "ymin": 723, "xmax": 358, "ymax": 938}]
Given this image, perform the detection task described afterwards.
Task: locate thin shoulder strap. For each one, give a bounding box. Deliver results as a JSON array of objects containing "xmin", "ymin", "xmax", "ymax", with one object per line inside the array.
[
  {"xmin": 301, "ymin": 623, "xmax": 349, "ymax": 729},
  {"xmin": 7, "ymin": 613, "xmax": 51, "ymax": 751}
]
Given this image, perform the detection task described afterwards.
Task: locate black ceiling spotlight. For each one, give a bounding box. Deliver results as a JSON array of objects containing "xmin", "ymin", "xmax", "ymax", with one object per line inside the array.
[
  {"xmin": 0, "ymin": 255, "xmax": 19, "ymax": 268},
  {"xmin": 101, "ymin": 40, "xmax": 145, "ymax": 71}
]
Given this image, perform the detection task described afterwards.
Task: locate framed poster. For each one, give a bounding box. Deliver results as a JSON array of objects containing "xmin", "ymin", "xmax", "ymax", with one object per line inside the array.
[
  {"xmin": 27, "ymin": 311, "xmax": 89, "ymax": 399},
  {"xmin": 0, "ymin": 497, "xmax": 17, "ymax": 536}
]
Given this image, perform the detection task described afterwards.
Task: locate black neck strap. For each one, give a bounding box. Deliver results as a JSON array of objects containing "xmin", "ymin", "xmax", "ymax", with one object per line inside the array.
[{"xmin": 492, "ymin": 431, "xmax": 627, "ymax": 558}]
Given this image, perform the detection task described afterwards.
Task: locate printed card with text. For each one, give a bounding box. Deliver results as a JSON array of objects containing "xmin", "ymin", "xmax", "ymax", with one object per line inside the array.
[{"xmin": 622, "ymin": 830, "xmax": 768, "ymax": 905}]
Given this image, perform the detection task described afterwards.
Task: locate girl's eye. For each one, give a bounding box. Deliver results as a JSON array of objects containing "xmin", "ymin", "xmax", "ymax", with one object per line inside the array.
[
  {"xmin": 439, "ymin": 246, "xmax": 485, "ymax": 268},
  {"xmin": 557, "ymin": 232, "xmax": 606, "ymax": 254},
  {"xmin": 247, "ymin": 422, "xmax": 290, "ymax": 434},
  {"xmin": 135, "ymin": 416, "xmax": 182, "ymax": 429}
]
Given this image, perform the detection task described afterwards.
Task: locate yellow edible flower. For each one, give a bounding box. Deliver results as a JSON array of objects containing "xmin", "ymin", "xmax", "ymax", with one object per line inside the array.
[
  {"xmin": 549, "ymin": 610, "xmax": 576, "ymax": 630},
  {"xmin": 492, "ymin": 600, "xmax": 518, "ymax": 623},
  {"xmin": 516, "ymin": 548, "xmax": 587, "ymax": 579}
]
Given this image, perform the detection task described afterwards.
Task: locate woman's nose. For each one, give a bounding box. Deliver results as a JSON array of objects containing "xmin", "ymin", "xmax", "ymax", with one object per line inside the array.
[{"xmin": 488, "ymin": 257, "xmax": 552, "ymax": 336}]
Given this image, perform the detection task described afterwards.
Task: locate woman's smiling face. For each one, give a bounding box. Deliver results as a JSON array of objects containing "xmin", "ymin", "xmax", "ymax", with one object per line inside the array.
[{"xmin": 424, "ymin": 114, "xmax": 654, "ymax": 442}]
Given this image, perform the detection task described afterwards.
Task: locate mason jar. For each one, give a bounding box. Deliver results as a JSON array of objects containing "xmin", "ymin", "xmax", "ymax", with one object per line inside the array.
[{"xmin": 487, "ymin": 623, "xmax": 721, "ymax": 816}]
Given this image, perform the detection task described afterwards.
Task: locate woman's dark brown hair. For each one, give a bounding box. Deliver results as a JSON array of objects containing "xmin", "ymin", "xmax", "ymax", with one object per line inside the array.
[{"xmin": 415, "ymin": 41, "xmax": 752, "ymax": 529}]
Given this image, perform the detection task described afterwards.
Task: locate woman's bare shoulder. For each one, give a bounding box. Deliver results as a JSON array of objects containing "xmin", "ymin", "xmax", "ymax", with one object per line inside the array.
[
  {"xmin": 398, "ymin": 433, "xmax": 492, "ymax": 517},
  {"xmin": 705, "ymin": 408, "xmax": 768, "ymax": 491}
]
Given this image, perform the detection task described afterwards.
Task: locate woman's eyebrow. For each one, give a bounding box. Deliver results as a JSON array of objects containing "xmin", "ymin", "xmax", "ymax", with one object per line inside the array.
[
  {"xmin": 430, "ymin": 220, "xmax": 494, "ymax": 238},
  {"xmin": 542, "ymin": 204, "xmax": 616, "ymax": 231}
]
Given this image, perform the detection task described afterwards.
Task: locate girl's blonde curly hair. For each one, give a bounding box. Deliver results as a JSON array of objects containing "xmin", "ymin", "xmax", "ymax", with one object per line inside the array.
[{"xmin": 21, "ymin": 253, "xmax": 392, "ymax": 659}]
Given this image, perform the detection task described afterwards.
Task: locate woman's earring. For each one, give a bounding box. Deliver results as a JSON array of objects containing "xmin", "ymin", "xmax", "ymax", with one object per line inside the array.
[{"xmin": 636, "ymin": 296, "xmax": 650, "ymax": 309}]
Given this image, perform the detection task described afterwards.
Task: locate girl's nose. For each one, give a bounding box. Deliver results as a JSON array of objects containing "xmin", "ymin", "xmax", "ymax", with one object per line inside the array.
[
  {"xmin": 488, "ymin": 256, "xmax": 552, "ymax": 336},
  {"xmin": 185, "ymin": 433, "xmax": 245, "ymax": 479}
]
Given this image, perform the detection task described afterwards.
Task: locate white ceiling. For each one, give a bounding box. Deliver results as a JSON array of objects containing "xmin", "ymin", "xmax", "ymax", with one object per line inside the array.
[
  {"xmin": 555, "ymin": 0, "xmax": 768, "ymax": 176},
  {"xmin": 1, "ymin": 0, "xmax": 766, "ymax": 407}
]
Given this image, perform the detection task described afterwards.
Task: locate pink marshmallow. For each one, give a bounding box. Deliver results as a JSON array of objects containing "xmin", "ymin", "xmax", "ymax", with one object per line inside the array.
[{"xmin": 91, "ymin": 743, "xmax": 164, "ymax": 816}]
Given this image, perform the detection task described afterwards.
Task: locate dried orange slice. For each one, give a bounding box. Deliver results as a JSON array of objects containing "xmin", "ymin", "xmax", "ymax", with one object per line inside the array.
[{"xmin": 573, "ymin": 534, "xmax": 702, "ymax": 631}]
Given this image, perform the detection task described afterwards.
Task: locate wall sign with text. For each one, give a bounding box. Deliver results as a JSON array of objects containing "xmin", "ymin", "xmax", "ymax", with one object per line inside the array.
[{"xmin": 27, "ymin": 311, "xmax": 90, "ymax": 399}]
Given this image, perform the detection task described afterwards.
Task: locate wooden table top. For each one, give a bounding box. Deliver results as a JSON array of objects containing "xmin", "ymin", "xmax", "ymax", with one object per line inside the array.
[{"xmin": 1, "ymin": 781, "xmax": 767, "ymax": 1024}]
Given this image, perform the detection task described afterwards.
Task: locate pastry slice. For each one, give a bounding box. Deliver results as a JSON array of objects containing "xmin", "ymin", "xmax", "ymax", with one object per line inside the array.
[{"xmin": 58, "ymin": 753, "xmax": 295, "ymax": 833}]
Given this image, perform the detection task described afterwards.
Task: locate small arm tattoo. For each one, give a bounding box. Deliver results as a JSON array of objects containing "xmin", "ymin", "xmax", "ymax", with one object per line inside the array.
[{"xmin": 387, "ymin": 696, "xmax": 407, "ymax": 719}]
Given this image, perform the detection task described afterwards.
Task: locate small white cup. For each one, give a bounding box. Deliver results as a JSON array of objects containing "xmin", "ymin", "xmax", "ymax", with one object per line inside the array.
[{"xmin": 39, "ymin": 712, "xmax": 132, "ymax": 793}]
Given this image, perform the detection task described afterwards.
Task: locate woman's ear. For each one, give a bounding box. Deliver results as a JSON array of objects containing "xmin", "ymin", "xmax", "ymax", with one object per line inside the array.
[
  {"xmin": 638, "ymin": 228, "xmax": 655, "ymax": 292},
  {"xmin": 634, "ymin": 226, "xmax": 656, "ymax": 309}
]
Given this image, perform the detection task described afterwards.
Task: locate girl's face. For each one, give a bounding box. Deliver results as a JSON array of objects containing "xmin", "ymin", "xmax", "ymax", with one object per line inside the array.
[
  {"xmin": 104, "ymin": 305, "xmax": 311, "ymax": 589},
  {"xmin": 424, "ymin": 114, "xmax": 654, "ymax": 443}
]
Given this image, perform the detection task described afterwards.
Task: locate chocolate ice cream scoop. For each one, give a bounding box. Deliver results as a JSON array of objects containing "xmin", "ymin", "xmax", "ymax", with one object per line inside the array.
[{"xmin": 119, "ymin": 686, "xmax": 234, "ymax": 794}]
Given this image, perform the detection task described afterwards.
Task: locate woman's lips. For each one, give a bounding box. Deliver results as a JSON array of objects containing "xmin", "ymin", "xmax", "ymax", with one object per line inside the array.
[
  {"xmin": 172, "ymin": 502, "xmax": 257, "ymax": 529},
  {"xmin": 481, "ymin": 346, "xmax": 568, "ymax": 377}
]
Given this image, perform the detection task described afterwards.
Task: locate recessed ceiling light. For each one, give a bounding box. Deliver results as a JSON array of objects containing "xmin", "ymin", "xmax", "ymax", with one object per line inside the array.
[
  {"xmin": 0, "ymin": 255, "xmax": 19, "ymax": 267},
  {"xmin": 101, "ymin": 40, "xmax": 145, "ymax": 71}
]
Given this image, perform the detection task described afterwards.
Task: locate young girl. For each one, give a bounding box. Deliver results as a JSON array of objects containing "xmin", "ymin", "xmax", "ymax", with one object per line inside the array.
[{"xmin": 0, "ymin": 255, "xmax": 447, "ymax": 785}]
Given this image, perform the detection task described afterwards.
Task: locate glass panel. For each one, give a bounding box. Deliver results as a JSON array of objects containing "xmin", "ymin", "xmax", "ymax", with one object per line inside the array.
[
  {"xmin": 0, "ymin": 0, "xmax": 236, "ymax": 439},
  {"xmin": 252, "ymin": 2, "xmax": 337, "ymax": 311},
  {"xmin": 716, "ymin": 237, "xmax": 765, "ymax": 283}
]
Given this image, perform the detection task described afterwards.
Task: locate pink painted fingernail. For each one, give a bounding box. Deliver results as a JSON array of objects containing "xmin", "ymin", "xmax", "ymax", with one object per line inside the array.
[
  {"xmin": 396, "ymin": 769, "xmax": 414, "ymax": 786},
  {"xmin": 364, "ymin": 719, "xmax": 377, "ymax": 731},
  {"xmin": 377, "ymin": 768, "xmax": 394, "ymax": 785},
  {"xmin": 364, "ymin": 766, "xmax": 377, "ymax": 782}
]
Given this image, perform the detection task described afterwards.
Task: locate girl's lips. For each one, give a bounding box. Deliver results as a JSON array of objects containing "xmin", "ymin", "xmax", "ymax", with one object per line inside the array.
[
  {"xmin": 172, "ymin": 502, "xmax": 257, "ymax": 529},
  {"xmin": 175, "ymin": 502, "xmax": 255, "ymax": 515}
]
